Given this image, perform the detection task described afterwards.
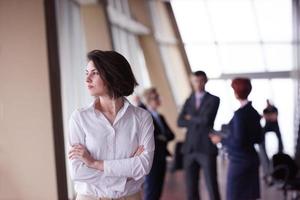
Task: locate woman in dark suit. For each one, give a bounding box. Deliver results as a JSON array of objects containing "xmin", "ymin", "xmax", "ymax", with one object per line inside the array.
[
  {"xmin": 142, "ymin": 87, "xmax": 175, "ymax": 200},
  {"xmin": 210, "ymin": 78, "xmax": 263, "ymax": 200}
]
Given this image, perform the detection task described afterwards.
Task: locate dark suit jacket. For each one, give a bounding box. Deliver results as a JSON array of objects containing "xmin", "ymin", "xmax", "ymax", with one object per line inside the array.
[
  {"xmin": 223, "ymin": 102, "xmax": 263, "ymax": 158},
  {"xmin": 152, "ymin": 113, "xmax": 175, "ymax": 160},
  {"xmin": 178, "ymin": 92, "xmax": 220, "ymax": 155},
  {"xmin": 139, "ymin": 104, "xmax": 175, "ymax": 160},
  {"xmin": 223, "ymin": 102, "xmax": 263, "ymax": 200}
]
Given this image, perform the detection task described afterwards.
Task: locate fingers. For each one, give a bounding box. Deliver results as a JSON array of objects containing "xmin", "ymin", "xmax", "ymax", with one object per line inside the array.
[
  {"xmin": 71, "ymin": 144, "xmax": 85, "ymax": 150},
  {"xmin": 134, "ymin": 146, "xmax": 144, "ymax": 157},
  {"xmin": 131, "ymin": 145, "xmax": 139, "ymax": 156},
  {"xmin": 68, "ymin": 144, "xmax": 87, "ymax": 160},
  {"xmin": 68, "ymin": 150, "xmax": 81, "ymax": 160},
  {"xmin": 131, "ymin": 146, "xmax": 139, "ymax": 157},
  {"xmin": 131, "ymin": 145, "xmax": 144, "ymax": 157}
]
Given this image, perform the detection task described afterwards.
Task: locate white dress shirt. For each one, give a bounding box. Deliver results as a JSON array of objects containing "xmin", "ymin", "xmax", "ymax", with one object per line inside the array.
[
  {"xmin": 195, "ymin": 91, "xmax": 205, "ymax": 109},
  {"xmin": 68, "ymin": 99, "xmax": 155, "ymax": 198}
]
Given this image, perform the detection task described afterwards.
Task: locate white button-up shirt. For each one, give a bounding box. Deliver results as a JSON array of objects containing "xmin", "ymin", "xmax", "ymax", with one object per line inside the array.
[{"xmin": 68, "ymin": 99, "xmax": 155, "ymax": 198}]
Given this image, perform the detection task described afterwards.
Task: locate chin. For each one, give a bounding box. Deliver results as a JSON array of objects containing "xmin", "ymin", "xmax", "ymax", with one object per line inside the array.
[{"xmin": 89, "ymin": 92, "xmax": 99, "ymax": 97}]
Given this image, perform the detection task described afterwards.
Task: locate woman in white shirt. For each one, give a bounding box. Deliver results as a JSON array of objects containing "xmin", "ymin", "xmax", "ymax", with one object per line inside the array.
[{"xmin": 68, "ymin": 50, "xmax": 155, "ymax": 200}]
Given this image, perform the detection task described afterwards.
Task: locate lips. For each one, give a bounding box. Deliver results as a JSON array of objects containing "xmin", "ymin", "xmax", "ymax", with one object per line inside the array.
[{"xmin": 87, "ymin": 85, "xmax": 94, "ymax": 89}]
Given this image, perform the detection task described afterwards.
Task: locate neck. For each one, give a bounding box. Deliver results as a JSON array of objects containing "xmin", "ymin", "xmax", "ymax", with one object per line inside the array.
[
  {"xmin": 238, "ymin": 99, "xmax": 249, "ymax": 107},
  {"xmin": 195, "ymin": 89, "xmax": 205, "ymax": 93},
  {"xmin": 96, "ymin": 96, "xmax": 124, "ymax": 115},
  {"xmin": 147, "ymin": 106, "xmax": 157, "ymax": 112}
]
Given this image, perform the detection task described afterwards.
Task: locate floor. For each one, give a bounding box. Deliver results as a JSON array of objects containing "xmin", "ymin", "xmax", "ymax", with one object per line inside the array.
[{"xmin": 160, "ymin": 157, "xmax": 287, "ymax": 200}]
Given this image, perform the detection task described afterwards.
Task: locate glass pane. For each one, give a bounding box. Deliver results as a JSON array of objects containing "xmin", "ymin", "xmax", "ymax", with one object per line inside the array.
[
  {"xmin": 206, "ymin": 80, "xmax": 236, "ymax": 130},
  {"xmin": 159, "ymin": 46, "xmax": 191, "ymax": 106},
  {"xmin": 250, "ymin": 79, "xmax": 294, "ymax": 156},
  {"xmin": 185, "ymin": 44, "xmax": 222, "ymax": 78},
  {"xmin": 254, "ymin": 0, "xmax": 293, "ymax": 42},
  {"xmin": 207, "ymin": 79, "xmax": 294, "ymax": 156},
  {"xmin": 171, "ymin": 0, "xmax": 214, "ymax": 43},
  {"xmin": 270, "ymin": 79, "xmax": 294, "ymax": 155},
  {"xmin": 219, "ymin": 44, "xmax": 265, "ymax": 73},
  {"xmin": 208, "ymin": 0, "xmax": 259, "ymax": 42},
  {"xmin": 264, "ymin": 44, "xmax": 294, "ymax": 71},
  {"xmin": 249, "ymin": 79, "xmax": 274, "ymax": 113}
]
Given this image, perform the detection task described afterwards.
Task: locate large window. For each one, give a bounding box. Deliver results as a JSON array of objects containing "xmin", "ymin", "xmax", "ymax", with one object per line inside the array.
[
  {"xmin": 171, "ymin": 0, "xmax": 296, "ymax": 155},
  {"xmin": 172, "ymin": 0, "xmax": 294, "ymax": 76},
  {"xmin": 107, "ymin": 0, "xmax": 151, "ymax": 97}
]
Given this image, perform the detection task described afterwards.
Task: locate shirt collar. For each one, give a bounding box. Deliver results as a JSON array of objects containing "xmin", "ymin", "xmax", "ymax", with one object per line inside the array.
[
  {"xmin": 92, "ymin": 97, "xmax": 131, "ymax": 126},
  {"xmin": 195, "ymin": 91, "xmax": 206, "ymax": 99}
]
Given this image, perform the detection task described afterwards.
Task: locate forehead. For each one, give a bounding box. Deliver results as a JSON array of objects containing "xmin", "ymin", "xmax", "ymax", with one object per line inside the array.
[
  {"xmin": 191, "ymin": 75, "xmax": 206, "ymax": 81},
  {"xmin": 86, "ymin": 61, "xmax": 96, "ymax": 70},
  {"xmin": 149, "ymin": 92, "xmax": 158, "ymax": 97}
]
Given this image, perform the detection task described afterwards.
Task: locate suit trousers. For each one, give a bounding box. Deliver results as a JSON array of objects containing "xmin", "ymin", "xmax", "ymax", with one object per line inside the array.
[
  {"xmin": 184, "ymin": 153, "xmax": 220, "ymax": 200},
  {"xmin": 76, "ymin": 192, "xmax": 141, "ymax": 200},
  {"xmin": 144, "ymin": 156, "xmax": 166, "ymax": 200}
]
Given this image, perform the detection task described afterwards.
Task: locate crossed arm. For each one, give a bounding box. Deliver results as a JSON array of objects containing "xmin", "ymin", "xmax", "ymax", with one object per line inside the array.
[
  {"xmin": 178, "ymin": 97, "xmax": 220, "ymax": 128},
  {"xmin": 68, "ymin": 111, "xmax": 155, "ymax": 183}
]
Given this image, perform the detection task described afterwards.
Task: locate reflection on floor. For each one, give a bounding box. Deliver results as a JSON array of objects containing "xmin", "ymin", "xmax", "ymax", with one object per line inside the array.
[{"xmin": 161, "ymin": 157, "xmax": 284, "ymax": 200}]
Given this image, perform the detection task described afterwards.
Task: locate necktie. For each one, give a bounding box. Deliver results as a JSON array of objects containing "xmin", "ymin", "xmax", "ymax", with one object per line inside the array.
[{"xmin": 196, "ymin": 97, "xmax": 201, "ymax": 109}]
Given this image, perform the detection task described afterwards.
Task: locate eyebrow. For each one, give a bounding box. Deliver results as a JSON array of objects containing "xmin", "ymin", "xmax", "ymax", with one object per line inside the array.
[{"xmin": 85, "ymin": 69, "xmax": 98, "ymax": 73}]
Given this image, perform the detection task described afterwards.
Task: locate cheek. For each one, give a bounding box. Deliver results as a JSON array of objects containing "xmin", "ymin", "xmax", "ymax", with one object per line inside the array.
[
  {"xmin": 95, "ymin": 78, "xmax": 108, "ymax": 92},
  {"xmin": 93, "ymin": 77, "xmax": 104, "ymax": 87}
]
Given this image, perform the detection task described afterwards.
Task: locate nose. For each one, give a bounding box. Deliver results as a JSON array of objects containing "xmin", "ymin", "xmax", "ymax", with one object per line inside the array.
[{"xmin": 85, "ymin": 73, "xmax": 91, "ymax": 83}]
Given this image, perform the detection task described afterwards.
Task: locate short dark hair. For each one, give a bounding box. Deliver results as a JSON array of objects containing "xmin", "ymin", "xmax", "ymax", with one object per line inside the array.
[
  {"xmin": 193, "ymin": 70, "xmax": 207, "ymax": 81},
  {"xmin": 231, "ymin": 78, "xmax": 252, "ymax": 100},
  {"xmin": 87, "ymin": 50, "xmax": 138, "ymax": 98}
]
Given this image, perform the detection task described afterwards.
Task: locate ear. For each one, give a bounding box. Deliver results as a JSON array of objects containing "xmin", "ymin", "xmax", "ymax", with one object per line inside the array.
[{"xmin": 189, "ymin": 75, "xmax": 194, "ymax": 82}]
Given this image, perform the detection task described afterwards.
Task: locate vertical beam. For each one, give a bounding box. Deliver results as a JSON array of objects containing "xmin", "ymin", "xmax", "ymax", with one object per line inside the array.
[
  {"xmin": 165, "ymin": 2, "xmax": 192, "ymax": 75},
  {"xmin": 128, "ymin": 0, "xmax": 187, "ymax": 143},
  {"xmin": 81, "ymin": 0, "xmax": 113, "ymax": 51},
  {"xmin": 44, "ymin": 0, "xmax": 68, "ymax": 199},
  {"xmin": 292, "ymin": 0, "xmax": 300, "ymax": 167}
]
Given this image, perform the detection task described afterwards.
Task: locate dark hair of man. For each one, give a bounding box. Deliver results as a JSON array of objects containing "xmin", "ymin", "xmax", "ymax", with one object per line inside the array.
[
  {"xmin": 87, "ymin": 50, "xmax": 138, "ymax": 98},
  {"xmin": 193, "ymin": 70, "xmax": 208, "ymax": 81}
]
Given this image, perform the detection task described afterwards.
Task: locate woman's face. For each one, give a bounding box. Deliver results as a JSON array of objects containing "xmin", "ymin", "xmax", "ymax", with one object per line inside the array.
[
  {"xmin": 148, "ymin": 93, "xmax": 161, "ymax": 109},
  {"xmin": 85, "ymin": 61, "xmax": 108, "ymax": 97}
]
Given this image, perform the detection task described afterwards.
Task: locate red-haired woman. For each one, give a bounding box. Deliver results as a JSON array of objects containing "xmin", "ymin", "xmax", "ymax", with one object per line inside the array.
[{"xmin": 210, "ymin": 78, "xmax": 263, "ymax": 200}]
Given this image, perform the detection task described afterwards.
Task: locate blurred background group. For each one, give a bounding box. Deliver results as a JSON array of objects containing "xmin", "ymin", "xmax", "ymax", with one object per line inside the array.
[{"xmin": 1, "ymin": 0, "xmax": 300, "ymax": 199}]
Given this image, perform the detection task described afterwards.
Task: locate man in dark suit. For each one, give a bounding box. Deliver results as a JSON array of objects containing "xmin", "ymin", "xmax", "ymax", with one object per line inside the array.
[
  {"xmin": 178, "ymin": 71, "xmax": 220, "ymax": 200},
  {"xmin": 142, "ymin": 87, "xmax": 175, "ymax": 200}
]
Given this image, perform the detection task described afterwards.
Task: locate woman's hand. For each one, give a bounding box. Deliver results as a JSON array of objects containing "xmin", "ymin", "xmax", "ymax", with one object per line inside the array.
[
  {"xmin": 131, "ymin": 145, "xmax": 144, "ymax": 157},
  {"xmin": 68, "ymin": 144, "xmax": 104, "ymax": 171},
  {"xmin": 127, "ymin": 145, "xmax": 144, "ymax": 181},
  {"xmin": 209, "ymin": 134, "xmax": 222, "ymax": 144}
]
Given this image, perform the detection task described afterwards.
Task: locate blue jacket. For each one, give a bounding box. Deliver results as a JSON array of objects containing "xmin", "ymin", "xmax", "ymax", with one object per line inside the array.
[{"xmin": 223, "ymin": 102, "xmax": 263, "ymax": 158}]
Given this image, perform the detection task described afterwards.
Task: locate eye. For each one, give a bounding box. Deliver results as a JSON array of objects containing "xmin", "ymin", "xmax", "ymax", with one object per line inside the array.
[{"xmin": 92, "ymin": 71, "xmax": 99, "ymax": 75}]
